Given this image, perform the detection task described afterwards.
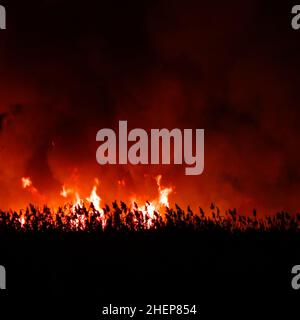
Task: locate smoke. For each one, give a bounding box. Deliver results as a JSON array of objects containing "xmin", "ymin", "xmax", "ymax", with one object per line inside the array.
[{"xmin": 0, "ymin": 0, "xmax": 299, "ymax": 214}]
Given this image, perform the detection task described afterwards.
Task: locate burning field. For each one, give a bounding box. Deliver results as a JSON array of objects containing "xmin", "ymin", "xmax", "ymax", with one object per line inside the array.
[
  {"xmin": 2, "ymin": 200, "xmax": 299, "ymax": 233},
  {"xmin": 14, "ymin": 174, "xmax": 174, "ymax": 231},
  {"xmin": 1, "ymin": 2, "xmax": 300, "ymax": 218},
  {"xmin": 0, "ymin": 3, "xmax": 300, "ymax": 318},
  {"xmin": 0, "ymin": 174, "xmax": 295, "ymax": 233}
]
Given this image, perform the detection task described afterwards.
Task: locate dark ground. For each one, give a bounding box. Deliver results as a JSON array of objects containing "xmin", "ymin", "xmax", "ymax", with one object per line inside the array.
[{"xmin": 0, "ymin": 229, "xmax": 298, "ymax": 319}]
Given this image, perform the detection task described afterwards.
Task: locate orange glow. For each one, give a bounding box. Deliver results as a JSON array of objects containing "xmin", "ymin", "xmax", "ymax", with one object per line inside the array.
[
  {"xmin": 21, "ymin": 177, "xmax": 32, "ymax": 189},
  {"xmin": 60, "ymin": 185, "xmax": 70, "ymax": 198},
  {"xmin": 86, "ymin": 185, "xmax": 103, "ymax": 213},
  {"xmin": 23, "ymin": 174, "xmax": 174, "ymax": 230},
  {"xmin": 74, "ymin": 192, "xmax": 83, "ymax": 209},
  {"xmin": 21, "ymin": 177, "xmax": 38, "ymax": 194},
  {"xmin": 16, "ymin": 174, "xmax": 176, "ymax": 229},
  {"xmin": 156, "ymin": 174, "xmax": 173, "ymax": 207}
]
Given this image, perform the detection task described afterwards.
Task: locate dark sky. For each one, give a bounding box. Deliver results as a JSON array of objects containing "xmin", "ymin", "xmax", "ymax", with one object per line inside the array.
[{"xmin": 0, "ymin": 0, "xmax": 300, "ymax": 214}]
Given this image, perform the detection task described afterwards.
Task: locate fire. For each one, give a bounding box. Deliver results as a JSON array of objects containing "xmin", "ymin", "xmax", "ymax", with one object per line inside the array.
[
  {"xmin": 18, "ymin": 174, "xmax": 172, "ymax": 230},
  {"xmin": 19, "ymin": 213, "xmax": 25, "ymax": 227},
  {"xmin": 117, "ymin": 179, "xmax": 125, "ymax": 187},
  {"xmin": 128, "ymin": 175, "xmax": 173, "ymax": 228},
  {"xmin": 74, "ymin": 192, "xmax": 83, "ymax": 209},
  {"xmin": 86, "ymin": 186, "xmax": 102, "ymax": 213},
  {"xmin": 21, "ymin": 177, "xmax": 38, "ymax": 194},
  {"xmin": 156, "ymin": 175, "xmax": 173, "ymax": 208},
  {"xmin": 60, "ymin": 183, "xmax": 105, "ymax": 219},
  {"xmin": 21, "ymin": 177, "xmax": 32, "ymax": 189},
  {"xmin": 60, "ymin": 185, "xmax": 69, "ymax": 198}
]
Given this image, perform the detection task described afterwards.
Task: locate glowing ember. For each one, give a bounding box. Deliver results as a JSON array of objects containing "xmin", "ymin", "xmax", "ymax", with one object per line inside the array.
[{"xmin": 117, "ymin": 179, "xmax": 126, "ymax": 187}]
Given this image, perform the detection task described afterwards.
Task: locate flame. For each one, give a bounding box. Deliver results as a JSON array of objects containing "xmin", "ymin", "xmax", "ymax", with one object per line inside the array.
[
  {"xmin": 19, "ymin": 213, "xmax": 25, "ymax": 227},
  {"xmin": 21, "ymin": 177, "xmax": 32, "ymax": 189},
  {"xmin": 86, "ymin": 186, "xmax": 101, "ymax": 212},
  {"xmin": 73, "ymin": 192, "xmax": 83, "ymax": 209},
  {"xmin": 156, "ymin": 174, "xmax": 173, "ymax": 207},
  {"xmin": 117, "ymin": 179, "xmax": 126, "ymax": 187},
  {"xmin": 18, "ymin": 174, "xmax": 172, "ymax": 230},
  {"xmin": 21, "ymin": 177, "xmax": 38, "ymax": 194},
  {"xmin": 60, "ymin": 183, "xmax": 105, "ymax": 220},
  {"xmin": 60, "ymin": 185, "xmax": 69, "ymax": 198},
  {"xmin": 129, "ymin": 175, "xmax": 173, "ymax": 228}
]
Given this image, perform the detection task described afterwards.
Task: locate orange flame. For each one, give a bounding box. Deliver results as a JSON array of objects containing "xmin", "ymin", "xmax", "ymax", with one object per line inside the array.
[
  {"xmin": 129, "ymin": 175, "xmax": 173, "ymax": 228},
  {"xmin": 19, "ymin": 174, "xmax": 172, "ymax": 230},
  {"xmin": 60, "ymin": 185, "xmax": 70, "ymax": 198},
  {"xmin": 86, "ymin": 186, "xmax": 102, "ymax": 213},
  {"xmin": 156, "ymin": 174, "xmax": 173, "ymax": 208},
  {"xmin": 21, "ymin": 177, "xmax": 32, "ymax": 189},
  {"xmin": 21, "ymin": 177, "xmax": 38, "ymax": 194}
]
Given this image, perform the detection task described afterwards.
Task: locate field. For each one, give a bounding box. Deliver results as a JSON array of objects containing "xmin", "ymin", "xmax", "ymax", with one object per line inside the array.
[{"xmin": 0, "ymin": 202, "xmax": 299, "ymax": 318}]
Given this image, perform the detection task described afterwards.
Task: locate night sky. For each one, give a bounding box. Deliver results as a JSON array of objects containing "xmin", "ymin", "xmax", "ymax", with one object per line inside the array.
[{"xmin": 0, "ymin": 0, "xmax": 299, "ymax": 214}]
